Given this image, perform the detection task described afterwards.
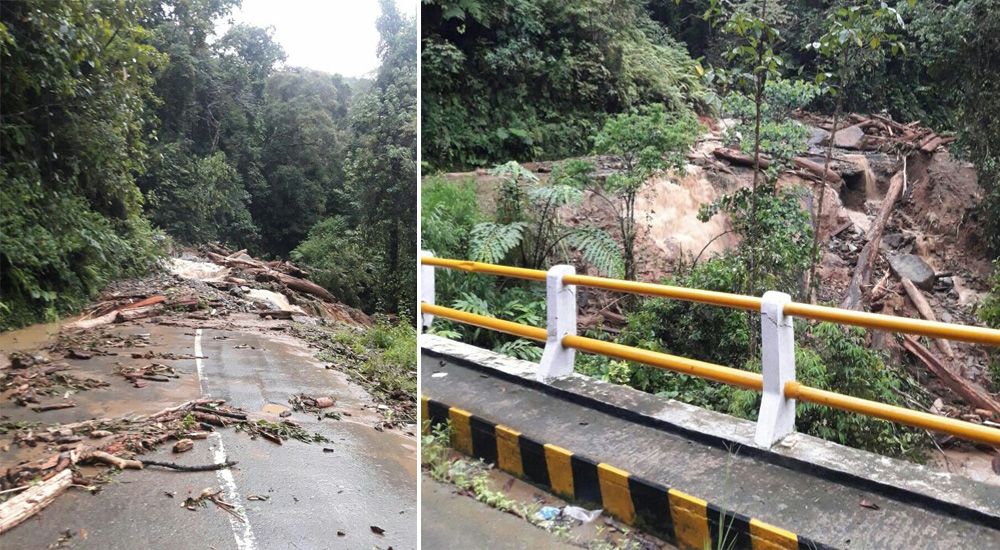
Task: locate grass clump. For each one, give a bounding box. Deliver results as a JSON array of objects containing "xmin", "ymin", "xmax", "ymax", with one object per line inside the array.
[{"xmin": 294, "ymin": 317, "xmax": 417, "ymax": 424}]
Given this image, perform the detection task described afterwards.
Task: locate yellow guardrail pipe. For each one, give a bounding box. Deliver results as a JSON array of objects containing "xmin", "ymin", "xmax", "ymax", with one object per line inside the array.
[
  {"xmin": 562, "ymin": 335, "xmax": 764, "ymax": 391},
  {"xmin": 419, "ymin": 257, "xmax": 1000, "ymax": 347},
  {"xmin": 786, "ymin": 382, "xmax": 1000, "ymax": 447},
  {"xmin": 420, "ymin": 257, "xmax": 547, "ymax": 282},
  {"xmin": 420, "ymin": 303, "xmax": 546, "ymax": 341},
  {"xmin": 782, "ymin": 302, "xmax": 1000, "ymax": 346}
]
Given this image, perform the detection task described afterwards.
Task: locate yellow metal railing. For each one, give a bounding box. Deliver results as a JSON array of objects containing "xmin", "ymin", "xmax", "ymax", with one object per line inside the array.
[
  {"xmin": 421, "ymin": 257, "xmax": 1000, "ymax": 447},
  {"xmin": 422, "ymin": 257, "xmax": 1000, "ymax": 346}
]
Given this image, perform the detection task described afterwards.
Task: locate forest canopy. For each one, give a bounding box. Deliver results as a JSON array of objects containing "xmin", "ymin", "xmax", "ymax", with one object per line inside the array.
[{"xmin": 1, "ymin": 0, "xmax": 416, "ymax": 329}]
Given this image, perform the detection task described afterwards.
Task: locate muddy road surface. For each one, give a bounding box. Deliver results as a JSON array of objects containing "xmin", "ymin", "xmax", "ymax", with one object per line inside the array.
[{"xmin": 1, "ymin": 252, "xmax": 416, "ymax": 549}]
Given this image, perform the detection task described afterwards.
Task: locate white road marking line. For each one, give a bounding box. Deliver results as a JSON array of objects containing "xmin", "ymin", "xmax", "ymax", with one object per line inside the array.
[
  {"xmin": 195, "ymin": 329, "xmax": 259, "ymax": 550},
  {"xmin": 195, "ymin": 328, "xmax": 207, "ymax": 395}
]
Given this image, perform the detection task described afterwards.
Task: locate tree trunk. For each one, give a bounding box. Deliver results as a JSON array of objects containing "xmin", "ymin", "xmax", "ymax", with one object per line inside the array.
[
  {"xmin": 841, "ymin": 170, "xmax": 905, "ymax": 310},
  {"xmin": 807, "ymin": 102, "xmax": 842, "ymax": 299},
  {"xmin": 902, "ymin": 335, "xmax": 1000, "ymax": 415}
]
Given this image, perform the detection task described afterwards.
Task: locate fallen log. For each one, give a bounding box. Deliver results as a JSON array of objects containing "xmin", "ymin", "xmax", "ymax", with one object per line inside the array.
[
  {"xmin": 712, "ymin": 148, "xmax": 771, "ymax": 168},
  {"xmin": 257, "ymin": 309, "xmax": 295, "ymax": 320},
  {"xmin": 120, "ymin": 295, "xmax": 166, "ymax": 310},
  {"xmin": 902, "ymin": 335, "xmax": 1000, "ymax": 416},
  {"xmin": 920, "ymin": 136, "xmax": 943, "ymax": 153},
  {"xmin": 275, "ymin": 273, "xmax": 336, "ymax": 303},
  {"xmin": 900, "ymin": 278, "xmax": 955, "ymax": 358},
  {"xmin": 64, "ymin": 310, "xmax": 120, "ymax": 331},
  {"xmin": 841, "ymin": 170, "xmax": 905, "ymax": 310},
  {"xmin": 115, "ymin": 304, "xmax": 162, "ymax": 323},
  {"xmin": 794, "ymin": 157, "xmax": 845, "ymax": 186},
  {"xmin": 0, "ymin": 469, "xmax": 73, "ymax": 534}
]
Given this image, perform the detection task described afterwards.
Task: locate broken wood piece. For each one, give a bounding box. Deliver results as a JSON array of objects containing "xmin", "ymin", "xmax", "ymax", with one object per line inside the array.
[
  {"xmin": 173, "ymin": 439, "xmax": 194, "ymax": 453},
  {"xmin": 89, "ymin": 450, "xmax": 143, "ymax": 470},
  {"xmin": 900, "ymin": 278, "xmax": 955, "ymax": 358},
  {"xmin": 902, "ymin": 335, "xmax": 1000, "ymax": 416},
  {"xmin": 0, "ymin": 469, "xmax": 72, "ymax": 535}
]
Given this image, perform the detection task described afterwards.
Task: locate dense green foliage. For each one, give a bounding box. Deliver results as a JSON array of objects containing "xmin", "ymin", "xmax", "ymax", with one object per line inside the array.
[
  {"xmin": 1, "ymin": 1, "xmax": 166, "ymax": 328},
  {"xmin": 981, "ymin": 261, "xmax": 1000, "ymax": 390},
  {"xmin": 2, "ymin": 0, "xmax": 416, "ymax": 328},
  {"xmin": 421, "ymin": 0, "xmax": 707, "ymax": 168}
]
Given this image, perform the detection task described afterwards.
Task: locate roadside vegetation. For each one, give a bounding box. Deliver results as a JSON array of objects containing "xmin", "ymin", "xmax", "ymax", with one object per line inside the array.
[
  {"xmin": 295, "ymin": 319, "xmax": 417, "ymax": 425},
  {"xmin": 1, "ymin": 0, "xmax": 416, "ymax": 329}
]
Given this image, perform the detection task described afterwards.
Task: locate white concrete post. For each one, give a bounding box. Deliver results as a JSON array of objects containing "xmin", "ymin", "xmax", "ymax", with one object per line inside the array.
[
  {"xmin": 538, "ymin": 265, "xmax": 577, "ymax": 381},
  {"xmin": 754, "ymin": 291, "xmax": 796, "ymax": 448},
  {"xmin": 420, "ymin": 250, "xmax": 435, "ymax": 331}
]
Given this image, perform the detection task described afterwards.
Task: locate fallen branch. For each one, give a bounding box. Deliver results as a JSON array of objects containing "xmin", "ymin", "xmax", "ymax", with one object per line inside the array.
[
  {"xmin": 0, "ymin": 469, "xmax": 72, "ymax": 534},
  {"xmin": 900, "ymin": 278, "xmax": 955, "ymax": 358},
  {"xmin": 89, "ymin": 451, "xmax": 143, "ymax": 470},
  {"xmin": 31, "ymin": 402, "xmax": 76, "ymax": 412},
  {"xmin": 140, "ymin": 459, "xmax": 238, "ymax": 472}
]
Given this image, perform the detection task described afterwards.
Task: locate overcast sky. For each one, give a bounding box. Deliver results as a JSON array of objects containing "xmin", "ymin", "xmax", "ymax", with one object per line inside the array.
[{"xmin": 219, "ymin": 0, "xmax": 416, "ymax": 78}]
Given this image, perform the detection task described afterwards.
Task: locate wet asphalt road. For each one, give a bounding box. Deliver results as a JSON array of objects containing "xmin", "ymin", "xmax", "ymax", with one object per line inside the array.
[
  {"xmin": 421, "ymin": 476, "xmax": 578, "ymax": 550},
  {"xmin": 2, "ymin": 322, "xmax": 416, "ymax": 549}
]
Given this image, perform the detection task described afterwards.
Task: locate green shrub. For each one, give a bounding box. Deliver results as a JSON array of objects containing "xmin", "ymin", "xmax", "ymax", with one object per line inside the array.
[
  {"xmin": 421, "ymin": 0, "xmax": 707, "ymax": 169},
  {"xmin": 290, "ymin": 216, "xmax": 375, "ymax": 311},
  {"xmin": 980, "ymin": 261, "xmax": 1000, "ymax": 390}
]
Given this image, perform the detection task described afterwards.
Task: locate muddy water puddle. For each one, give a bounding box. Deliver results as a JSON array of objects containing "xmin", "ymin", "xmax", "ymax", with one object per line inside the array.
[{"xmin": 0, "ymin": 319, "xmax": 76, "ymax": 356}]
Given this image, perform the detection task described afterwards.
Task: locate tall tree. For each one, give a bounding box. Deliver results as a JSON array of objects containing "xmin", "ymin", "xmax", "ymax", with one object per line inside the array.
[{"xmin": 345, "ymin": 0, "xmax": 417, "ymax": 315}]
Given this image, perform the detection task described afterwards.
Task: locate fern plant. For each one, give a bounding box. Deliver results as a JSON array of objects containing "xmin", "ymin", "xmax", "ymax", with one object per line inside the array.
[
  {"xmin": 469, "ymin": 222, "xmax": 526, "ymax": 264},
  {"xmin": 469, "ymin": 161, "xmax": 624, "ymax": 277}
]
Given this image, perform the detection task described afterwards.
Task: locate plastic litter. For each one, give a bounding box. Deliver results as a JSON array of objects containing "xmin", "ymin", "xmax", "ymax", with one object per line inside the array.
[
  {"xmin": 431, "ymin": 372, "xmax": 448, "ymax": 378},
  {"xmin": 564, "ymin": 505, "xmax": 602, "ymax": 523},
  {"xmin": 534, "ymin": 506, "xmax": 561, "ymax": 521}
]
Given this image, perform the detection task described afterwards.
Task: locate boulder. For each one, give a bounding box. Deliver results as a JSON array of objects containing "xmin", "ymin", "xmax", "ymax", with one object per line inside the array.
[
  {"xmin": 832, "ymin": 124, "xmax": 866, "ymax": 149},
  {"xmin": 888, "ymin": 254, "xmax": 936, "ymax": 290}
]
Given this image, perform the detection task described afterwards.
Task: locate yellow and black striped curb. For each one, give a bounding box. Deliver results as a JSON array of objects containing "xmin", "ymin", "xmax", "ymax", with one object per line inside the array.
[{"xmin": 422, "ymin": 396, "xmax": 835, "ymax": 550}]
